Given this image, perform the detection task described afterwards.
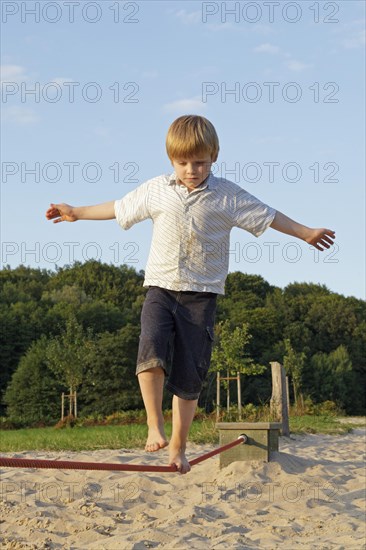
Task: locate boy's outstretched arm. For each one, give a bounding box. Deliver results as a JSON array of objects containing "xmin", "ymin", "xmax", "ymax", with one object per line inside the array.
[
  {"xmin": 270, "ymin": 211, "xmax": 335, "ymax": 251},
  {"xmin": 46, "ymin": 201, "xmax": 115, "ymax": 223}
]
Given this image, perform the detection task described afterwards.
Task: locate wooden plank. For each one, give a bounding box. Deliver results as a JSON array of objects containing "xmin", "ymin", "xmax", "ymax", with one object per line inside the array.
[{"xmin": 216, "ymin": 422, "xmax": 282, "ymax": 430}]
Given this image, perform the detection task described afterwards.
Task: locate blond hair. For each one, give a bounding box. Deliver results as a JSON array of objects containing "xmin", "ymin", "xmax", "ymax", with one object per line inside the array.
[{"xmin": 166, "ymin": 115, "xmax": 219, "ymax": 161}]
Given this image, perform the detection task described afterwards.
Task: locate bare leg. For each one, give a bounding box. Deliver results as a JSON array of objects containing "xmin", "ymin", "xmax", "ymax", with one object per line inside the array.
[
  {"xmin": 138, "ymin": 368, "xmax": 168, "ymax": 452},
  {"xmin": 169, "ymin": 395, "xmax": 198, "ymax": 474}
]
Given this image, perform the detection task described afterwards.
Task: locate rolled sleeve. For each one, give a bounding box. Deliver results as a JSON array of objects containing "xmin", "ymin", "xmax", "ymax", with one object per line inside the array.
[
  {"xmin": 114, "ymin": 180, "xmax": 151, "ymax": 230},
  {"xmin": 233, "ymin": 189, "xmax": 276, "ymax": 237}
]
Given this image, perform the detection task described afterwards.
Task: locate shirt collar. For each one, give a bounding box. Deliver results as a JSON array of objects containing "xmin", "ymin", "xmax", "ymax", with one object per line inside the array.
[{"xmin": 168, "ymin": 171, "xmax": 218, "ymax": 191}]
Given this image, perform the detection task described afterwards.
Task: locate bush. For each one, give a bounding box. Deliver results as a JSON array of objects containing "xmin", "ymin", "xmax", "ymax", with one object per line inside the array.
[
  {"xmin": 54, "ymin": 414, "xmax": 77, "ymax": 429},
  {"xmin": 105, "ymin": 410, "xmax": 147, "ymax": 425},
  {"xmin": 216, "ymin": 403, "xmax": 274, "ymax": 422},
  {"xmin": 4, "ymin": 337, "xmax": 64, "ymax": 425},
  {"xmin": 0, "ymin": 416, "xmax": 22, "ymax": 430},
  {"xmin": 289, "ymin": 397, "xmax": 344, "ymax": 417}
]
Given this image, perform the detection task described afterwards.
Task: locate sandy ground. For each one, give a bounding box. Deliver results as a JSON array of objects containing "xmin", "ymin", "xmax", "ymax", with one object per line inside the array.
[{"xmin": 0, "ymin": 425, "xmax": 365, "ymax": 550}]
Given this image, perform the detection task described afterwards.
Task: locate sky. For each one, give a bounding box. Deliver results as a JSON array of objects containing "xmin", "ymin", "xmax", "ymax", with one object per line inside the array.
[{"xmin": 1, "ymin": 0, "xmax": 365, "ymax": 299}]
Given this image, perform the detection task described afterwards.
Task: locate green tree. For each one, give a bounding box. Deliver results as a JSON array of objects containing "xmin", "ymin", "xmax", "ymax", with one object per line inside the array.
[
  {"xmin": 211, "ymin": 320, "xmax": 265, "ymax": 417},
  {"xmin": 45, "ymin": 260, "xmax": 146, "ymax": 322},
  {"xmin": 78, "ymin": 324, "xmax": 143, "ymax": 416},
  {"xmin": 310, "ymin": 345, "xmax": 353, "ymax": 409},
  {"xmin": 283, "ymin": 339, "xmax": 306, "ymax": 405},
  {"xmin": 0, "ymin": 301, "xmax": 47, "ymax": 414},
  {"xmin": 45, "ymin": 315, "xmax": 94, "ymax": 416},
  {"xmin": 305, "ymin": 295, "xmax": 357, "ymax": 354},
  {"xmin": 218, "ymin": 272, "xmax": 274, "ymax": 325},
  {"xmin": 4, "ymin": 336, "xmax": 63, "ymax": 425},
  {"xmin": 0, "ymin": 265, "xmax": 51, "ymax": 303},
  {"xmin": 2, "ymin": 263, "xmax": 366, "ymax": 421}
]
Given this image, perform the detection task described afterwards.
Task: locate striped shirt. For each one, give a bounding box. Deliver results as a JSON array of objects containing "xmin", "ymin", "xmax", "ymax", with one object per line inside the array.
[{"xmin": 114, "ymin": 172, "xmax": 276, "ymax": 294}]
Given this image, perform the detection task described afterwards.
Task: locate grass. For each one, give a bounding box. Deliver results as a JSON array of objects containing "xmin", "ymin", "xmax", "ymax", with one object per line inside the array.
[
  {"xmin": 0, "ymin": 415, "xmax": 363, "ymax": 453},
  {"xmin": 289, "ymin": 415, "xmax": 362, "ymax": 435},
  {"xmin": 0, "ymin": 420, "xmax": 218, "ymax": 453}
]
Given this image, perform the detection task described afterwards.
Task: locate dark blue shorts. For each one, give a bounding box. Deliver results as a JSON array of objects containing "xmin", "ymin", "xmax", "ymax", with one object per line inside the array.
[{"xmin": 136, "ymin": 286, "xmax": 217, "ymax": 400}]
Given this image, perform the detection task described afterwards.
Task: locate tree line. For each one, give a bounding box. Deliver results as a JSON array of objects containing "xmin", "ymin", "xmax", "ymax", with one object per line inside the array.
[{"xmin": 1, "ymin": 261, "xmax": 365, "ymax": 426}]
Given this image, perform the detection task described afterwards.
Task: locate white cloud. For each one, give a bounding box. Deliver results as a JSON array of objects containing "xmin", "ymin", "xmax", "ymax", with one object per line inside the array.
[
  {"xmin": 253, "ymin": 43, "xmax": 280, "ymax": 55},
  {"xmin": 175, "ymin": 9, "xmax": 201, "ymax": 25},
  {"xmin": 2, "ymin": 106, "xmax": 39, "ymax": 125},
  {"xmin": 253, "ymin": 45, "xmax": 313, "ymax": 73},
  {"xmin": 285, "ymin": 60, "xmax": 313, "ymax": 72},
  {"xmin": 206, "ymin": 22, "xmax": 234, "ymax": 32},
  {"xmin": 0, "ymin": 64, "xmax": 27, "ymax": 83},
  {"xmin": 342, "ymin": 29, "xmax": 365, "ymax": 49},
  {"xmin": 163, "ymin": 97, "xmax": 207, "ymax": 114},
  {"xmin": 330, "ymin": 18, "xmax": 365, "ymax": 50}
]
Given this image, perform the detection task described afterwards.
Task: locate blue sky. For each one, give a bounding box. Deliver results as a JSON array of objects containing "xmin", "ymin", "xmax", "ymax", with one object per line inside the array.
[{"xmin": 1, "ymin": 0, "xmax": 365, "ymax": 299}]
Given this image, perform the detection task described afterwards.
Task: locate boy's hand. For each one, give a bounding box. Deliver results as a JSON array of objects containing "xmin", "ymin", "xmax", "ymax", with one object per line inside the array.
[
  {"xmin": 46, "ymin": 203, "xmax": 77, "ymax": 223},
  {"xmin": 270, "ymin": 213, "xmax": 335, "ymax": 251},
  {"xmin": 304, "ymin": 228, "xmax": 335, "ymax": 251}
]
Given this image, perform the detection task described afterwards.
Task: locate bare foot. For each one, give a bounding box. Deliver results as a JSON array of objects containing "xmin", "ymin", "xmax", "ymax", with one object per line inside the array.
[
  {"xmin": 145, "ymin": 426, "xmax": 168, "ymax": 452},
  {"xmin": 168, "ymin": 445, "xmax": 191, "ymax": 474}
]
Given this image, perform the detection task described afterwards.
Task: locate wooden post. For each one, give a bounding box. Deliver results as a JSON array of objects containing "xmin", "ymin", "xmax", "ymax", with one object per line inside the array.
[
  {"xmin": 270, "ymin": 362, "xmax": 290, "ymax": 437},
  {"xmin": 74, "ymin": 391, "xmax": 77, "ymax": 418},
  {"xmin": 69, "ymin": 387, "xmax": 72, "ymax": 416},
  {"xmin": 270, "ymin": 362, "xmax": 281, "ymax": 420},
  {"xmin": 216, "ymin": 372, "xmax": 220, "ymax": 421},
  {"xmin": 237, "ymin": 372, "xmax": 242, "ymax": 421},
  {"xmin": 226, "ymin": 370, "xmax": 230, "ymax": 412},
  {"xmin": 61, "ymin": 392, "xmax": 65, "ymax": 421},
  {"xmin": 286, "ymin": 376, "xmax": 290, "ymax": 413}
]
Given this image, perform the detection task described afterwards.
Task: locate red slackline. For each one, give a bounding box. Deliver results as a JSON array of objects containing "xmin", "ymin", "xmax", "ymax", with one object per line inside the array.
[{"xmin": 0, "ymin": 435, "xmax": 247, "ymax": 472}]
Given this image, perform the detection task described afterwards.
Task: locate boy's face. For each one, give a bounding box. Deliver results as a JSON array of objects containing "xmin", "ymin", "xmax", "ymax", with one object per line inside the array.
[{"xmin": 171, "ymin": 154, "xmax": 214, "ymax": 192}]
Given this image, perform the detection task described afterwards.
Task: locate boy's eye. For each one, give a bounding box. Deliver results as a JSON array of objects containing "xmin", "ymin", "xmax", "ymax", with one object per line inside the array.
[{"xmin": 176, "ymin": 160, "xmax": 209, "ymax": 167}]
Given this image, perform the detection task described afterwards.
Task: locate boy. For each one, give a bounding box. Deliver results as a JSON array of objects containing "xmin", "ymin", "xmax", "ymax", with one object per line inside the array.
[{"xmin": 46, "ymin": 115, "xmax": 335, "ymax": 474}]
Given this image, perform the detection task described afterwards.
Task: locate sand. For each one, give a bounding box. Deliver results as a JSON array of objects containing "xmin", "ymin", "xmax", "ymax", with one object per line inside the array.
[{"xmin": 1, "ymin": 425, "xmax": 365, "ymax": 549}]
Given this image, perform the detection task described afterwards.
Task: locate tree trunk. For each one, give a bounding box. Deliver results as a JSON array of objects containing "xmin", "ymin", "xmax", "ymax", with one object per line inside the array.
[
  {"xmin": 61, "ymin": 392, "xmax": 65, "ymax": 421},
  {"xmin": 216, "ymin": 372, "xmax": 220, "ymax": 421},
  {"xmin": 293, "ymin": 380, "xmax": 298, "ymax": 406}
]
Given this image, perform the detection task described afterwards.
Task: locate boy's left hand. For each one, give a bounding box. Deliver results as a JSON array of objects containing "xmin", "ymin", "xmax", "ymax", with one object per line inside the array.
[{"xmin": 305, "ymin": 228, "xmax": 335, "ymax": 251}]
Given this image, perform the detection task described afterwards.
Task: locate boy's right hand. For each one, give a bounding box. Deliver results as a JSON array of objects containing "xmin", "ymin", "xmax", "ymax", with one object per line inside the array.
[{"xmin": 46, "ymin": 203, "xmax": 77, "ymax": 223}]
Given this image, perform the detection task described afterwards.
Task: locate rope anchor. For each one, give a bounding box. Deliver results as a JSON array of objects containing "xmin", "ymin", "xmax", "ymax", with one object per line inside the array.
[{"xmin": 0, "ymin": 435, "xmax": 248, "ymax": 473}]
